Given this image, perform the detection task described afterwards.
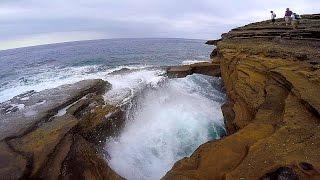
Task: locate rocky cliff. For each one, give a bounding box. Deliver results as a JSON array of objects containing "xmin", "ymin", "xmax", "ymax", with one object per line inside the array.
[{"xmin": 164, "ymin": 14, "xmax": 320, "ymax": 179}]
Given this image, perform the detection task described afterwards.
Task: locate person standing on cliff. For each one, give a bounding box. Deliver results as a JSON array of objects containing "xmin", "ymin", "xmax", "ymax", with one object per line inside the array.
[
  {"xmin": 291, "ymin": 13, "xmax": 301, "ymax": 29},
  {"xmin": 284, "ymin": 8, "xmax": 293, "ymax": 26},
  {"xmin": 270, "ymin": 11, "xmax": 277, "ymax": 24}
]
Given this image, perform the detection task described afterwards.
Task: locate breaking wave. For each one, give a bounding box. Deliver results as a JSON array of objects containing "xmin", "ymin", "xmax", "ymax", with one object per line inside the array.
[{"xmin": 106, "ymin": 74, "xmax": 226, "ymax": 180}]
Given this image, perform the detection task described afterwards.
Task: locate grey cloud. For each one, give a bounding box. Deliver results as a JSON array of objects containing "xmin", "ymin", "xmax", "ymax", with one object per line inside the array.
[{"xmin": 0, "ymin": 0, "xmax": 319, "ymax": 49}]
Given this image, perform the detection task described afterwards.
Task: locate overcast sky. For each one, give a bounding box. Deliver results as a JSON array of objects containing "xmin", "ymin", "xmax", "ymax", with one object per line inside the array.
[{"xmin": 0, "ymin": 0, "xmax": 319, "ymax": 50}]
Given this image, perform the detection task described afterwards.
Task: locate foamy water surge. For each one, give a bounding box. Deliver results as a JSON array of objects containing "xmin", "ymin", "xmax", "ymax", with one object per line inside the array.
[
  {"xmin": 105, "ymin": 73, "xmax": 226, "ymax": 180},
  {"xmin": 0, "ymin": 63, "xmax": 226, "ymax": 180}
]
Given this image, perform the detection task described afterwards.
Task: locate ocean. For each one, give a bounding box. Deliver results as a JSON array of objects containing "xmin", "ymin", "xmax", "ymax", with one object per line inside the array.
[{"xmin": 0, "ymin": 38, "xmax": 225, "ymax": 180}]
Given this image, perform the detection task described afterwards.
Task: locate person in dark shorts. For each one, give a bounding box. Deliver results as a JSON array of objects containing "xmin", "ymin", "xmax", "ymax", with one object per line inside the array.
[
  {"xmin": 284, "ymin": 8, "xmax": 293, "ymax": 26},
  {"xmin": 270, "ymin": 11, "xmax": 276, "ymax": 24}
]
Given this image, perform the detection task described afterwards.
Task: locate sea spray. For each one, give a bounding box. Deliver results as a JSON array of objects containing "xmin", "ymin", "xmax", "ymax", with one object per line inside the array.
[{"xmin": 106, "ymin": 74, "xmax": 226, "ymax": 180}]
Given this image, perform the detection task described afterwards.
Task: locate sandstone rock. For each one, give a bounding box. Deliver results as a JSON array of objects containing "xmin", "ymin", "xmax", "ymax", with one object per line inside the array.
[
  {"xmin": 165, "ymin": 13, "xmax": 320, "ymax": 179},
  {"xmin": 40, "ymin": 133, "xmax": 73, "ymax": 180},
  {"xmin": 0, "ymin": 79, "xmax": 123, "ymax": 179},
  {"xmin": 190, "ymin": 62, "xmax": 221, "ymax": 76},
  {"xmin": 166, "ymin": 62, "xmax": 220, "ymax": 78},
  {"xmin": 0, "ymin": 79, "xmax": 109, "ymax": 141},
  {"xmin": 205, "ymin": 39, "xmax": 221, "ymax": 46},
  {"xmin": 61, "ymin": 135, "xmax": 123, "ymax": 180},
  {"xmin": 77, "ymin": 104, "xmax": 125, "ymax": 144},
  {"xmin": 0, "ymin": 141, "xmax": 27, "ymax": 179},
  {"xmin": 166, "ymin": 65, "xmax": 192, "ymax": 78},
  {"xmin": 8, "ymin": 114, "xmax": 78, "ymax": 177},
  {"xmin": 221, "ymin": 101, "xmax": 236, "ymax": 134},
  {"xmin": 210, "ymin": 48, "xmax": 218, "ymax": 59},
  {"xmin": 260, "ymin": 167, "xmax": 298, "ymax": 180},
  {"xmin": 164, "ymin": 123, "xmax": 275, "ymax": 179}
]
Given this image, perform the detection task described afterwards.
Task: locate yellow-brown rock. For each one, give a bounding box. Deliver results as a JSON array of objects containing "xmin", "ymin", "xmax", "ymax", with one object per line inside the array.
[
  {"xmin": 60, "ymin": 135, "xmax": 123, "ymax": 180},
  {"xmin": 9, "ymin": 114, "xmax": 78, "ymax": 177},
  {"xmin": 164, "ymin": 14, "xmax": 320, "ymax": 179},
  {"xmin": 0, "ymin": 142, "xmax": 27, "ymax": 179},
  {"xmin": 166, "ymin": 62, "xmax": 221, "ymax": 78}
]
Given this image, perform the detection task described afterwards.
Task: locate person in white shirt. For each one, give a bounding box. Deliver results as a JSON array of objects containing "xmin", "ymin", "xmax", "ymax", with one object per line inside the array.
[
  {"xmin": 291, "ymin": 13, "xmax": 300, "ymax": 29},
  {"xmin": 270, "ymin": 11, "xmax": 276, "ymax": 24}
]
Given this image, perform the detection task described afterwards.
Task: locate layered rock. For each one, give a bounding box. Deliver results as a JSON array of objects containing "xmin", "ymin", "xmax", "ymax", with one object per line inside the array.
[
  {"xmin": 0, "ymin": 79, "xmax": 124, "ymax": 179},
  {"xmin": 166, "ymin": 62, "xmax": 221, "ymax": 78},
  {"xmin": 164, "ymin": 14, "xmax": 320, "ymax": 179}
]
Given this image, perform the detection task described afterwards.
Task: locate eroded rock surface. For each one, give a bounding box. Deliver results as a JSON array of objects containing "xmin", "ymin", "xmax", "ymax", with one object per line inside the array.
[
  {"xmin": 0, "ymin": 79, "xmax": 108, "ymax": 140},
  {"xmin": 164, "ymin": 14, "xmax": 320, "ymax": 179},
  {"xmin": 166, "ymin": 62, "xmax": 221, "ymax": 78},
  {"xmin": 0, "ymin": 79, "xmax": 124, "ymax": 179}
]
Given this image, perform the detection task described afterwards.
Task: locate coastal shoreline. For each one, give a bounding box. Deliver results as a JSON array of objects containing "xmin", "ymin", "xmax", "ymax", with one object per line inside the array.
[{"xmin": 1, "ymin": 13, "xmax": 320, "ymax": 179}]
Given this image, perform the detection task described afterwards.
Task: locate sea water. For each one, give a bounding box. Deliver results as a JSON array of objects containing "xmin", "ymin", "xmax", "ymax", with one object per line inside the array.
[{"xmin": 0, "ymin": 38, "xmax": 225, "ymax": 180}]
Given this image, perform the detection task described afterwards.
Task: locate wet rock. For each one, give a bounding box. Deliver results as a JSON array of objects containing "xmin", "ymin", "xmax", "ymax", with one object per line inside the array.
[
  {"xmin": 40, "ymin": 133, "xmax": 73, "ymax": 180},
  {"xmin": 298, "ymin": 162, "xmax": 320, "ymax": 176},
  {"xmin": 164, "ymin": 123, "xmax": 275, "ymax": 179},
  {"xmin": 190, "ymin": 62, "xmax": 220, "ymax": 77},
  {"xmin": 166, "ymin": 62, "xmax": 220, "ymax": 78},
  {"xmin": 210, "ymin": 48, "xmax": 218, "ymax": 59},
  {"xmin": 221, "ymin": 101, "xmax": 237, "ymax": 134},
  {"xmin": 166, "ymin": 65, "xmax": 192, "ymax": 78},
  {"xmin": 205, "ymin": 39, "xmax": 221, "ymax": 46},
  {"xmin": 108, "ymin": 68, "xmax": 131, "ymax": 75},
  {"xmin": 8, "ymin": 114, "xmax": 78, "ymax": 177},
  {"xmin": 77, "ymin": 104, "xmax": 125, "ymax": 144},
  {"xmin": 61, "ymin": 135, "xmax": 123, "ymax": 180},
  {"xmin": 0, "ymin": 141, "xmax": 27, "ymax": 179},
  {"xmin": 260, "ymin": 167, "xmax": 298, "ymax": 180},
  {"xmin": 67, "ymin": 94, "xmax": 105, "ymax": 119},
  {"xmin": 0, "ymin": 79, "xmax": 109, "ymax": 141}
]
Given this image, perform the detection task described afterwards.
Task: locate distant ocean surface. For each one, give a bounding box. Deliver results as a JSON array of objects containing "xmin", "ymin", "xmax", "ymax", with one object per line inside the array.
[{"xmin": 0, "ymin": 38, "xmax": 212, "ymax": 102}]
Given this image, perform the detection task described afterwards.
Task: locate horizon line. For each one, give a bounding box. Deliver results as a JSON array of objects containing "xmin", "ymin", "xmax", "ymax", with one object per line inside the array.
[{"xmin": 0, "ymin": 37, "xmax": 210, "ymax": 52}]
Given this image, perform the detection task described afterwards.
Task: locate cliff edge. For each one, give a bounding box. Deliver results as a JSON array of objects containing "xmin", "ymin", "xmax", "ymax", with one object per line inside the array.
[{"xmin": 164, "ymin": 14, "xmax": 320, "ymax": 179}]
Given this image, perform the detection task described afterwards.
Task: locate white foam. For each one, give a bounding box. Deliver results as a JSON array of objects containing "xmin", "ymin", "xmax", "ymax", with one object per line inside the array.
[
  {"xmin": 0, "ymin": 65, "xmax": 153, "ymax": 103},
  {"xmin": 103, "ymin": 69, "xmax": 165, "ymax": 106},
  {"xmin": 106, "ymin": 74, "xmax": 225, "ymax": 180},
  {"xmin": 55, "ymin": 96, "xmax": 87, "ymax": 117},
  {"xmin": 20, "ymin": 97, "xmax": 30, "ymax": 101},
  {"xmin": 181, "ymin": 60, "xmax": 211, "ymax": 65}
]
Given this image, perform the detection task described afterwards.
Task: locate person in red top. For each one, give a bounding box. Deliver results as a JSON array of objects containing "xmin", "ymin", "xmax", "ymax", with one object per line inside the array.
[{"xmin": 284, "ymin": 8, "xmax": 293, "ymax": 26}]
